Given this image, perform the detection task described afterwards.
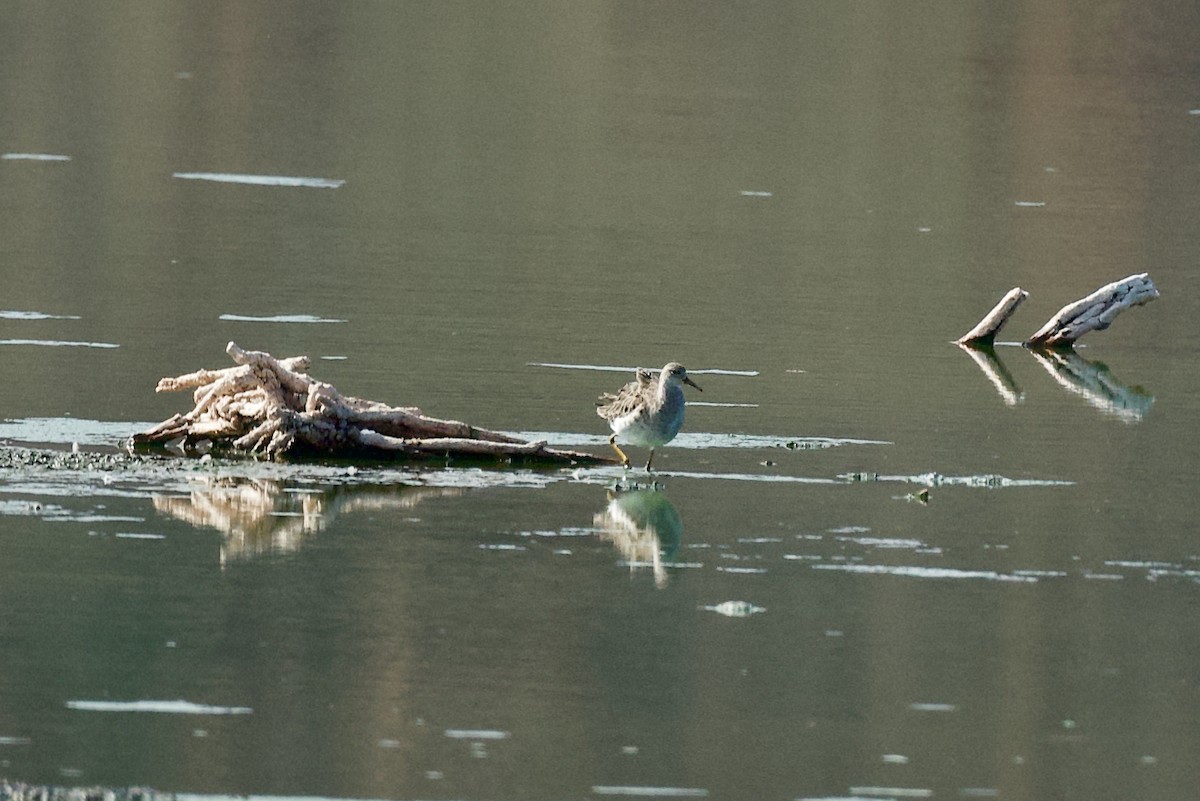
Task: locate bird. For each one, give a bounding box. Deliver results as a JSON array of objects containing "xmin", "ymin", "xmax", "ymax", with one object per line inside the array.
[{"xmin": 596, "ymin": 362, "xmax": 702, "ymax": 471}]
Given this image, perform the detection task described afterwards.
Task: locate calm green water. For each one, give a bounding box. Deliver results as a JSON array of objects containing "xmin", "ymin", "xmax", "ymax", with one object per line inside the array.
[{"xmin": 2, "ymin": 2, "xmax": 1200, "ymax": 799}]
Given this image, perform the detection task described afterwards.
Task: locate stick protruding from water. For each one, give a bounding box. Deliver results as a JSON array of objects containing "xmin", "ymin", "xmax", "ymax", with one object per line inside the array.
[{"xmin": 958, "ymin": 287, "xmax": 1028, "ymax": 345}]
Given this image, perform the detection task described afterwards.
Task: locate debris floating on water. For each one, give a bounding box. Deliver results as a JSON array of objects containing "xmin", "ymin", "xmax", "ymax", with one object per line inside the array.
[
  {"xmin": 444, "ymin": 728, "xmax": 511, "ymax": 740},
  {"xmin": 701, "ymin": 600, "xmax": 765, "ymax": 617}
]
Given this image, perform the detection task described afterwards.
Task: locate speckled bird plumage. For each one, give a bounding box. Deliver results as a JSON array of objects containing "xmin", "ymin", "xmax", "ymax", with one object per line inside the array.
[{"xmin": 596, "ymin": 362, "xmax": 702, "ymax": 470}]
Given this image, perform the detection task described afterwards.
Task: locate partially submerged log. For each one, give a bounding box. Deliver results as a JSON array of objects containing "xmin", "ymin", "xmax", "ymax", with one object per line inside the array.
[
  {"xmin": 1025, "ymin": 273, "xmax": 1159, "ymax": 347},
  {"xmin": 957, "ymin": 276, "xmax": 1158, "ymax": 419},
  {"xmin": 960, "ymin": 273, "xmax": 1158, "ymax": 348},
  {"xmin": 131, "ymin": 342, "xmax": 614, "ymax": 465},
  {"xmin": 957, "ymin": 287, "xmax": 1028, "ymax": 345}
]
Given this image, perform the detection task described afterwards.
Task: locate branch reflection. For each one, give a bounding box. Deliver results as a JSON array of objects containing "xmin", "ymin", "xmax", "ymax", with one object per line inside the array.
[
  {"xmin": 957, "ymin": 343, "xmax": 1153, "ymax": 421},
  {"xmin": 593, "ymin": 486, "xmax": 682, "ymax": 588},
  {"xmin": 1027, "ymin": 348, "xmax": 1154, "ymax": 422},
  {"xmin": 153, "ymin": 477, "xmax": 464, "ymax": 564},
  {"xmin": 955, "ymin": 343, "xmax": 1024, "ymax": 405}
]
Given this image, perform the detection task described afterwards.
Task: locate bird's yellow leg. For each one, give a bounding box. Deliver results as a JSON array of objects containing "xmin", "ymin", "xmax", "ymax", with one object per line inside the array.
[{"xmin": 608, "ymin": 434, "xmax": 631, "ymax": 468}]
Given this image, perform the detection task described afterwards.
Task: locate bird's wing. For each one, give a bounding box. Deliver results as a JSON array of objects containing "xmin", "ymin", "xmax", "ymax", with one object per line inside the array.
[{"xmin": 596, "ymin": 378, "xmax": 651, "ymax": 420}]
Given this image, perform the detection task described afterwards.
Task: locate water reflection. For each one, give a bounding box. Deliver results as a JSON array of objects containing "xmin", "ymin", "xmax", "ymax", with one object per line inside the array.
[
  {"xmin": 153, "ymin": 477, "xmax": 464, "ymax": 564},
  {"xmin": 957, "ymin": 344, "xmax": 1153, "ymax": 421},
  {"xmin": 592, "ymin": 486, "xmax": 682, "ymax": 587},
  {"xmin": 956, "ymin": 343, "xmax": 1024, "ymax": 406},
  {"xmin": 1027, "ymin": 348, "xmax": 1154, "ymax": 422}
]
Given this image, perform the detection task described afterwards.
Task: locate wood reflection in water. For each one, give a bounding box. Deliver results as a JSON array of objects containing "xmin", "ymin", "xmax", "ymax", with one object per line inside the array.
[
  {"xmin": 1027, "ymin": 348, "xmax": 1154, "ymax": 422},
  {"xmin": 153, "ymin": 477, "xmax": 465, "ymax": 564},
  {"xmin": 957, "ymin": 344, "xmax": 1153, "ymax": 421}
]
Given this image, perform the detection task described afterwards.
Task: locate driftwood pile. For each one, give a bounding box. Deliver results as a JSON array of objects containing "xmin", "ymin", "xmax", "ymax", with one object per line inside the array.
[{"xmin": 131, "ymin": 342, "xmax": 611, "ymax": 464}]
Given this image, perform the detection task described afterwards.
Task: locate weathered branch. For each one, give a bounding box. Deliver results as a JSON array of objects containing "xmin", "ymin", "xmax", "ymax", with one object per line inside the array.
[
  {"xmin": 958, "ymin": 287, "xmax": 1028, "ymax": 345},
  {"xmin": 348, "ymin": 408, "xmax": 527, "ymax": 444},
  {"xmin": 1025, "ymin": 273, "xmax": 1159, "ymax": 347}
]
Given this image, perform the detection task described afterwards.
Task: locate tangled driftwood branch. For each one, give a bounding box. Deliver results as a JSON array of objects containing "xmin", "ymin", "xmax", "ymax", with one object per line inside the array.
[
  {"xmin": 131, "ymin": 342, "xmax": 612, "ymax": 465},
  {"xmin": 958, "ymin": 273, "xmax": 1158, "ymax": 347}
]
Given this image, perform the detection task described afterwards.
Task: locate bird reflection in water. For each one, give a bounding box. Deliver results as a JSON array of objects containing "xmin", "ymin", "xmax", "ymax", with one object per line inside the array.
[{"xmin": 593, "ymin": 485, "xmax": 683, "ymax": 588}]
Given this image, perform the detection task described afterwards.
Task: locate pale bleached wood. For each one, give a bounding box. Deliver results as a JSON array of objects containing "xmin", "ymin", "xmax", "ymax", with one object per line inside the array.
[
  {"xmin": 353, "ymin": 430, "xmax": 601, "ymax": 462},
  {"xmin": 133, "ymin": 342, "xmax": 614, "ymax": 465},
  {"xmin": 355, "ymin": 429, "xmax": 543, "ymax": 455},
  {"xmin": 1025, "ymin": 273, "xmax": 1159, "ymax": 347},
  {"xmin": 156, "ymin": 356, "xmax": 309, "ymax": 394},
  {"xmin": 957, "ymin": 287, "xmax": 1028, "ymax": 344},
  {"xmin": 348, "ymin": 408, "xmax": 528, "ymax": 444}
]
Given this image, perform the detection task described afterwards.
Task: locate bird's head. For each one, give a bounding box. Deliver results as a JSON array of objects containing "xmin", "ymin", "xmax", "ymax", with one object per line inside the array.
[{"xmin": 663, "ymin": 362, "xmax": 702, "ymax": 392}]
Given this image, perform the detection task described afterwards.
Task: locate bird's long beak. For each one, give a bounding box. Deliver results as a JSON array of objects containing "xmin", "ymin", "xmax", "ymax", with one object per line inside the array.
[{"xmin": 684, "ymin": 376, "xmax": 702, "ymax": 392}]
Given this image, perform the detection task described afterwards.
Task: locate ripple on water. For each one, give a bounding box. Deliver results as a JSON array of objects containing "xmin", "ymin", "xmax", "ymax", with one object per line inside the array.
[
  {"xmin": 2, "ymin": 153, "xmax": 71, "ymax": 161},
  {"xmin": 66, "ymin": 699, "xmax": 252, "ymax": 715},
  {"xmin": 835, "ymin": 535, "xmax": 925, "ymax": 549},
  {"xmin": 173, "ymin": 172, "xmax": 344, "ymax": 188},
  {"xmin": 218, "ymin": 313, "xmax": 347, "ymax": 324},
  {"xmin": 592, "ymin": 787, "xmax": 709, "ymax": 798},
  {"xmin": 529, "ymin": 361, "xmax": 759, "ymax": 376},
  {"xmin": 510, "ymin": 430, "xmax": 887, "ymax": 452},
  {"xmin": 0, "ymin": 310, "xmax": 81, "ymax": 320},
  {"xmin": 0, "ymin": 339, "xmax": 119, "ymax": 348},
  {"xmin": 909, "ymin": 702, "xmax": 958, "ymax": 712},
  {"xmin": 813, "ymin": 564, "xmax": 1038, "ymax": 583}
]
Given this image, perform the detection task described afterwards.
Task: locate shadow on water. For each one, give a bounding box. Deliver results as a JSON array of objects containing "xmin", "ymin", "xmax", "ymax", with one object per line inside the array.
[
  {"xmin": 957, "ymin": 343, "xmax": 1154, "ymax": 422},
  {"xmin": 592, "ymin": 484, "xmax": 683, "ymax": 588}
]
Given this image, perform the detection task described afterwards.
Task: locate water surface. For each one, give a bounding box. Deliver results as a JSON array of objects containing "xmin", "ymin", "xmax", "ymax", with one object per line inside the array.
[{"xmin": 2, "ymin": 2, "xmax": 1199, "ymax": 799}]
